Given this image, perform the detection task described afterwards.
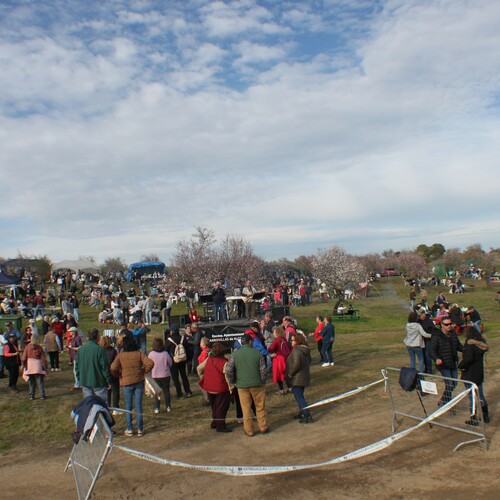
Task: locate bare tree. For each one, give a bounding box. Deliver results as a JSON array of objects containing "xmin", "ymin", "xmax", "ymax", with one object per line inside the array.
[
  {"xmin": 141, "ymin": 253, "xmax": 161, "ymax": 262},
  {"xmin": 171, "ymin": 230, "xmax": 264, "ymax": 291},
  {"xmin": 79, "ymin": 255, "xmax": 97, "ymax": 264},
  {"xmin": 442, "ymin": 248, "xmax": 464, "ymax": 272},
  {"xmin": 101, "ymin": 257, "xmax": 128, "ymax": 274}
]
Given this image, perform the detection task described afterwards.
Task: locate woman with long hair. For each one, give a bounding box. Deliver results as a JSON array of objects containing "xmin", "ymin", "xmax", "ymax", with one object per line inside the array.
[
  {"xmin": 459, "ymin": 327, "xmax": 490, "ymax": 426},
  {"xmin": 404, "ymin": 311, "xmax": 432, "ymax": 373},
  {"xmin": 286, "ymin": 333, "xmax": 312, "ymax": 424},
  {"xmin": 21, "ymin": 335, "xmax": 48, "ymax": 400},
  {"xmin": 111, "ymin": 335, "xmax": 154, "ymax": 436}
]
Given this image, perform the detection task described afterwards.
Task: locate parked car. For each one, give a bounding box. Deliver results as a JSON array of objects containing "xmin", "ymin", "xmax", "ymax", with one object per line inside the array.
[{"xmin": 380, "ymin": 268, "xmax": 399, "ymax": 277}]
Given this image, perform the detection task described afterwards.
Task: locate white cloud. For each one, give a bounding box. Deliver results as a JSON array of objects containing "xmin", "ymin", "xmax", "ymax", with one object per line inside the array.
[{"xmin": 0, "ymin": 0, "xmax": 499, "ymax": 264}]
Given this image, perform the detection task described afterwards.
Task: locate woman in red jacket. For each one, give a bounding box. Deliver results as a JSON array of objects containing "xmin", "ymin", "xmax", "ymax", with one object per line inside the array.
[
  {"xmin": 309, "ymin": 315, "xmax": 324, "ymax": 363},
  {"xmin": 198, "ymin": 342, "xmax": 231, "ymax": 433},
  {"xmin": 268, "ymin": 326, "xmax": 291, "ymax": 396}
]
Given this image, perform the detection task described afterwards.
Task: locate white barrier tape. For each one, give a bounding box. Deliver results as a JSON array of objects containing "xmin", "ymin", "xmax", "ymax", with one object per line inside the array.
[
  {"xmin": 305, "ymin": 378, "xmax": 385, "ymax": 410},
  {"xmin": 112, "ymin": 388, "xmax": 471, "ymax": 477}
]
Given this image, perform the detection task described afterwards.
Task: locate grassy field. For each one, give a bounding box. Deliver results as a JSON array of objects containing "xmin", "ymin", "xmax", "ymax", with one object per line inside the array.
[{"xmin": 0, "ymin": 277, "xmax": 498, "ymax": 455}]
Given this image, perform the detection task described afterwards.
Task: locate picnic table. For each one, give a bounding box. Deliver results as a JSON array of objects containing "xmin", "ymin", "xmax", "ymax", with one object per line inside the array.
[{"xmin": 324, "ymin": 308, "xmax": 361, "ymax": 321}]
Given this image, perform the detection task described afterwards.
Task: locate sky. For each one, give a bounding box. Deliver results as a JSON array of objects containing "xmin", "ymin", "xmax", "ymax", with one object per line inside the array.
[{"xmin": 1, "ymin": 0, "xmax": 499, "ymax": 266}]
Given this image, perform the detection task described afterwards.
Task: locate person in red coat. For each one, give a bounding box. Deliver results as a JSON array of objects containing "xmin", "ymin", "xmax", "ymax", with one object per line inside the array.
[
  {"xmin": 198, "ymin": 342, "xmax": 231, "ymax": 433},
  {"xmin": 52, "ymin": 317, "xmax": 65, "ymax": 350},
  {"xmin": 268, "ymin": 326, "xmax": 292, "ymax": 396}
]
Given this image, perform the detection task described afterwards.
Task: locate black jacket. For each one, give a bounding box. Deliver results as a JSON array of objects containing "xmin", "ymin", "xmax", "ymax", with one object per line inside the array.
[
  {"xmin": 430, "ymin": 329, "xmax": 463, "ymax": 370},
  {"xmin": 458, "ymin": 339, "xmax": 488, "ymax": 385}
]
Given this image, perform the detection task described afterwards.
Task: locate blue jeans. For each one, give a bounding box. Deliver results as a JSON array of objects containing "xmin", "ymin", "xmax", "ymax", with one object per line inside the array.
[
  {"xmin": 292, "ymin": 386, "xmax": 310, "ymax": 417},
  {"xmin": 438, "ymin": 368, "xmax": 458, "ymax": 404},
  {"xmin": 144, "ymin": 309, "xmax": 152, "ymax": 324},
  {"xmin": 406, "ymin": 346, "xmax": 424, "ymax": 373},
  {"xmin": 471, "ymin": 321, "xmax": 481, "ymax": 334},
  {"xmin": 73, "ymin": 363, "xmax": 81, "ymax": 389},
  {"xmin": 467, "ymin": 382, "xmax": 487, "ymax": 414},
  {"xmin": 320, "ymin": 340, "xmax": 334, "ymax": 363},
  {"xmin": 82, "ymin": 386, "xmax": 109, "ymax": 405},
  {"xmin": 123, "ymin": 381, "xmax": 144, "ymax": 431},
  {"xmin": 73, "ymin": 308, "xmax": 80, "ymax": 322},
  {"xmin": 214, "ymin": 302, "xmax": 226, "ymax": 322},
  {"xmin": 34, "ymin": 305, "xmax": 45, "ymax": 319}
]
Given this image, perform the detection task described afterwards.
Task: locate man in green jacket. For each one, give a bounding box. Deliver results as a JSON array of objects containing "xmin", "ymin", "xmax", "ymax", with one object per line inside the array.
[
  {"xmin": 226, "ymin": 334, "xmax": 268, "ymax": 437},
  {"xmin": 75, "ymin": 328, "xmax": 112, "ymax": 404}
]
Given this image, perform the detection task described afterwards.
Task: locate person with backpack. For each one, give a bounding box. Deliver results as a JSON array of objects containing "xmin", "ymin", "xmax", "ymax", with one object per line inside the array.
[
  {"xmin": 286, "ymin": 332, "xmax": 313, "ymax": 424},
  {"xmin": 166, "ymin": 326, "xmax": 192, "ymax": 399},
  {"xmin": 268, "ymin": 325, "xmax": 292, "ymax": 396}
]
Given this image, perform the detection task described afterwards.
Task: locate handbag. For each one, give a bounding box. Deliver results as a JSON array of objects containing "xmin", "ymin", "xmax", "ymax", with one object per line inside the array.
[
  {"xmin": 399, "ymin": 367, "xmax": 418, "ymax": 392},
  {"xmin": 144, "ymin": 374, "xmax": 162, "ymax": 399}
]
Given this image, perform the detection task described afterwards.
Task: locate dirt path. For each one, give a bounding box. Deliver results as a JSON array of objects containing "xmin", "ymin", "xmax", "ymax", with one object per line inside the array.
[{"xmin": 1, "ymin": 376, "xmax": 498, "ymax": 500}]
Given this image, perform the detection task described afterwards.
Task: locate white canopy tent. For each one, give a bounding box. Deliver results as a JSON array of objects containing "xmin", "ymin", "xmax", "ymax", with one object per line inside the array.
[{"xmin": 52, "ymin": 259, "xmax": 100, "ymax": 273}]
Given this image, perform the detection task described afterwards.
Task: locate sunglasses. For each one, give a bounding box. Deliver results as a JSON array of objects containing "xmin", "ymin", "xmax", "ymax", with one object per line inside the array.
[{"xmin": 442, "ymin": 323, "xmax": 452, "ymax": 326}]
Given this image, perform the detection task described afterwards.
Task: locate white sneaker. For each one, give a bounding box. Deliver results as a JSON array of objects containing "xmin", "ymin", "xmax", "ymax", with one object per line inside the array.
[
  {"xmin": 154, "ymin": 408, "xmax": 160, "ymax": 414},
  {"xmin": 112, "ymin": 410, "xmax": 120, "ymax": 416},
  {"xmin": 330, "ymin": 362, "xmax": 335, "ymax": 366},
  {"xmin": 166, "ymin": 406, "xmax": 172, "ymax": 412},
  {"xmin": 321, "ymin": 363, "xmax": 330, "ymax": 367}
]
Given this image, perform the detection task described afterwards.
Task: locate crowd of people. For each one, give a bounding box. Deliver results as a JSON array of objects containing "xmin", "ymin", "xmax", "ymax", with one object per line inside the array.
[
  {"xmin": 1, "ymin": 265, "xmax": 495, "ymax": 442},
  {"xmin": 403, "ymin": 289, "xmax": 491, "ymax": 426}
]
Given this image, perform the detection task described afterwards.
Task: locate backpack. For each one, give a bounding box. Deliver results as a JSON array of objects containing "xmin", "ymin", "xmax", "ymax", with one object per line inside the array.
[
  {"xmin": 399, "ymin": 367, "xmax": 418, "ymax": 392},
  {"xmin": 280, "ymin": 339, "xmax": 292, "ymax": 358},
  {"xmin": 168, "ymin": 335, "xmax": 187, "ymax": 363}
]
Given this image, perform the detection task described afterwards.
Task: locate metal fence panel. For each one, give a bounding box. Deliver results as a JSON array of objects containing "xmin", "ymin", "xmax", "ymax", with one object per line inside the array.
[
  {"xmin": 65, "ymin": 414, "xmax": 114, "ymax": 500},
  {"xmin": 382, "ymin": 367, "xmax": 487, "ymax": 450}
]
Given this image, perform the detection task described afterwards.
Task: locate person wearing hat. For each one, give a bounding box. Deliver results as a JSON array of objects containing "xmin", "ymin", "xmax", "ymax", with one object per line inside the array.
[
  {"xmin": 464, "ymin": 306, "xmax": 482, "ymax": 334},
  {"xmin": 4, "ymin": 322, "xmax": 21, "ymax": 347},
  {"xmin": 27, "ymin": 318, "xmax": 38, "ymax": 336},
  {"xmin": 244, "ymin": 320, "xmax": 269, "ymax": 358},
  {"xmin": 242, "ymin": 280, "xmax": 258, "ymax": 319},
  {"xmin": 226, "ymin": 334, "xmax": 269, "ymax": 437}
]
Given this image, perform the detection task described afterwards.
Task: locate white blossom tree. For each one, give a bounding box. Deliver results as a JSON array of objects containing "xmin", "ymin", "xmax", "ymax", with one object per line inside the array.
[{"xmin": 311, "ymin": 245, "xmax": 366, "ymax": 296}]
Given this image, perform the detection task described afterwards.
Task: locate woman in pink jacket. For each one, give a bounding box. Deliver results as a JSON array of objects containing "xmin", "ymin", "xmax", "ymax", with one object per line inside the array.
[
  {"xmin": 148, "ymin": 338, "xmax": 173, "ymax": 414},
  {"xmin": 21, "ymin": 335, "xmax": 48, "ymax": 400}
]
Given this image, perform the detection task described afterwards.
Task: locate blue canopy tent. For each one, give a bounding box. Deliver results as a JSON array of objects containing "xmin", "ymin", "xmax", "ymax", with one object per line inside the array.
[
  {"xmin": 126, "ymin": 261, "xmax": 166, "ymax": 281},
  {"xmin": 0, "ymin": 270, "xmax": 21, "ymax": 286}
]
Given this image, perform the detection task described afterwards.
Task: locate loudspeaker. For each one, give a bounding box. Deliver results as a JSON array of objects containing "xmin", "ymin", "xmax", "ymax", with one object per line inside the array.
[
  {"xmin": 169, "ymin": 314, "xmax": 190, "ymax": 327},
  {"xmin": 272, "ymin": 306, "xmax": 290, "ymax": 323}
]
